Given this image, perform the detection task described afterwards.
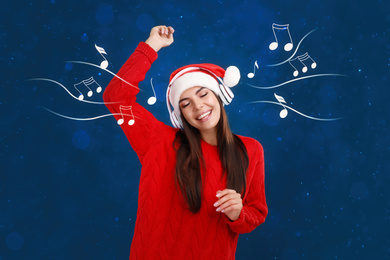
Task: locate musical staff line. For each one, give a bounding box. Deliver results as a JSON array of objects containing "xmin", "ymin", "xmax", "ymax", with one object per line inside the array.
[
  {"xmin": 247, "ymin": 74, "xmax": 347, "ymax": 90},
  {"xmin": 247, "ymin": 101, "xmax": 342, "ymax": 121},
  {"xmin": 66, "ymin": 61, "xmax": 143, "ymax": 92},
  {"xmin": 43, "ymin": 107, "xmax": 141, "ymax": 122},
  {"xmin": 28, "ymin": 78, "xmax": 119, "ymax": 104}
]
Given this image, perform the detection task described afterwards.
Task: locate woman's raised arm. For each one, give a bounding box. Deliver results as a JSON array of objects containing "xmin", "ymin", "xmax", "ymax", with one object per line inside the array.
[{"xmin": 103, "ymin": 26, "xmax": 175, "ymax": 164}]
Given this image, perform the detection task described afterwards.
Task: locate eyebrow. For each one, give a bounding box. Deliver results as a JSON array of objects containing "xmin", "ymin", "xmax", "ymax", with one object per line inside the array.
[{"xmin": 179, "ymin": 87, "xmax": 206, "ymax": 104}]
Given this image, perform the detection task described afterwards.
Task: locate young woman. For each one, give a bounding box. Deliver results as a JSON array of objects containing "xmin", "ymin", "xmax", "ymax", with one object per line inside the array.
[{"xmin": 103, "ymin": 25, "xmax": 267, "ymax": 260}]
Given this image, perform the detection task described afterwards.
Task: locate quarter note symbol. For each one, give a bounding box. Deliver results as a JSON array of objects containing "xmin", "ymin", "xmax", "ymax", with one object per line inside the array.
[
  {"xmin": 147, "ymin": 78, "xmax": 157, "ymax": 105},
  {"xmin": 95, "ymin": 44, "xmax": 109, "ymax": 69},
  {"xmin": 274, "ymin": 93, "xmax": 288, "ymax": 118},
  {"xmin": 247, "ymin": 60, "xmax": 259, "ymax": 79},
  {"xmin": 74, "ymin": 77, "xmax": 102, "ymax": 100},
  {"xmin": 298, "ymin": 52, "xmax": 317, "ymax": 73},
  {"xmin": 269, "ymin": 23, "xmax": 294, "ymax": 52},
  {"xmin": 117, "ymin": 105, "xmax": 135, "ymax": 126}
]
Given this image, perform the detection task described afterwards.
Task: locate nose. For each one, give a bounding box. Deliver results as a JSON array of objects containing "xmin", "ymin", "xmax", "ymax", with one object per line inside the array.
[{"xmin": 193, "ymin": 98, "xmax": 204, "ymax": 110}]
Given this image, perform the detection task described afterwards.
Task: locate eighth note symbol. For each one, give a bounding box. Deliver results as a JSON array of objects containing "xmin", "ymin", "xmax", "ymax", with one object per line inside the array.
[
  {"xmin": 147, "ymin": 78, "xmax": 157, "ymax": 105},
  {"xmin": 95, "ymin": 44, "xmax": 109, "ymax": 69},
  {"xmin": 269, "ymin": 23, "xmax": 294, "ymax": 52},
  {"xmin": 117, "ymin": 105, "xmax": 135, "ymax": 126},
  {"xmin": 274, "ymin": 93, "xmax": 288, "ymax": 118},
  {"xmin": 289, "ymin": 52, "xmax": 317, "ymax": 77},
  {"xmin": 298, "ymin": 52, "xmax": 317, "ymax": 73},
  {"xmin": 74, "ymin": 77, "xmax": 102, "ymax": 100},
  {"xmin": 247, "ymin": 60, "xmax": 259, "ymax": 79}
]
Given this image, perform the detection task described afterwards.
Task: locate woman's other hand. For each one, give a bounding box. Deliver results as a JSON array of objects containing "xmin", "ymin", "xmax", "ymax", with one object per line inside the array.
[
  {"xmin": 145, "ymin": 25, "xmax": 175, "ymax": 52},
  {"xmin": 214, "ymin": 189, "xmax": 243, "ymax": 221}
]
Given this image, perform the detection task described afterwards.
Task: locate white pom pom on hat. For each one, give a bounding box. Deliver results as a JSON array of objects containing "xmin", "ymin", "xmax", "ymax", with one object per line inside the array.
[{"xmin": 224, "ymin": 66, "xmax": 241, "ymax": 87}]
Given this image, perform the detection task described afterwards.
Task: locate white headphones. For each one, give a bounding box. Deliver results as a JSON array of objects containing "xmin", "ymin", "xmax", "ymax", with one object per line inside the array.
[{"xmin": 166, "ymin": 66, "xmax": 237, "ymax": 129}]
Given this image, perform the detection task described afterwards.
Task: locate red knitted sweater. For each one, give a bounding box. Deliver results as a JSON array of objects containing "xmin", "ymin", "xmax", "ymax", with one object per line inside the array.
[{"xmin": 103, "ymin": 42, "xmax": 268, "ymax": 260}]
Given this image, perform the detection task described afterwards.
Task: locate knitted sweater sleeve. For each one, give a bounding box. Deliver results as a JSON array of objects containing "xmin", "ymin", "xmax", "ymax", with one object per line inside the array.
[
  {"xmin": 103, "ymin": 42, "xmax": 171, "ymax": 164},
  {"xmin": 224, "ymin": 140, "xmax": 268, "ymax": 234}
]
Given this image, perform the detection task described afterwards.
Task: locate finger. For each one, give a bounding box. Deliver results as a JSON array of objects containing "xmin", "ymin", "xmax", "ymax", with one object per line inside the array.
[
  {"xmin": 216, "ymin": 189, "xmax": 237, "ymax": 198},
  {"xmin": 216, "ymin": 193, "xmax": 241, "ymax": 205},
  {"xmin": 219, "ymin": 193, "xmax": 240, "ymax": 203},
  {"xmin": 217, "ymin": 200, "xmax": 241, "ymax": 212},
  {"xmin": 214, "ymin": 194, "xmax": 241, "ymax": 209},
  {"xmin": 215, "ymin": 191, "xmax": 240, "ymax": 208},
  {"xmin": 157, "ymin": 26, "xmax": 163, "ymax": 36},
  {"xmin": 159, "ymin": 26, "xmax": 166, "ymax": 35},
  {"xmin": 168, "ymin": 26, "xmax": 175, "ymax": 34},
  {"xmin": 221, "ymin": 203, "xmax": 242, "ymax": 213}
]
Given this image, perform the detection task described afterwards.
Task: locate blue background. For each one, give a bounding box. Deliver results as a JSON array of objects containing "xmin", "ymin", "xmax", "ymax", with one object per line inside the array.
[{"xmin": 1, "ymin": 0, "xmax": 389, "ymax": 259}]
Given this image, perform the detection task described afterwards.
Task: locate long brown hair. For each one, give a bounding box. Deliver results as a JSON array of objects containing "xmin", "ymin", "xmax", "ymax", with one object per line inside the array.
[{"xmin": 173, "ymin": 94, "xmax": 249, "ymax": 213}]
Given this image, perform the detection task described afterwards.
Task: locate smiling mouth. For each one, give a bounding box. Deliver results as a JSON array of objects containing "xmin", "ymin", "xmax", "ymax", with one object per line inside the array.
[{"xmin": 197, "ymin": 110, "xmax": 211, "ymax": 120}]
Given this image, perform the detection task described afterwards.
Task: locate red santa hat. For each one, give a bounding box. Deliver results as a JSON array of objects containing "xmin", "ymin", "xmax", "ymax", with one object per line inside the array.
[{"xmin": 166, "ymin": 63, "xmax": 240, "ymax": 128}]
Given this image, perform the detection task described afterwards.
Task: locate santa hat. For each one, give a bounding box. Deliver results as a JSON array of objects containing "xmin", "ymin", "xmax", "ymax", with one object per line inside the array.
[{"xmin": 166, "ymin": 63, "xmax": 240, "ymax": 128}]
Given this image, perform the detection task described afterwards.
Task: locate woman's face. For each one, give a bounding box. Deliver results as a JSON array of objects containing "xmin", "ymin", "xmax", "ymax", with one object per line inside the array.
[{"xmin": 179, "ymin": 86, "xmax": 221, "ymax": 134}]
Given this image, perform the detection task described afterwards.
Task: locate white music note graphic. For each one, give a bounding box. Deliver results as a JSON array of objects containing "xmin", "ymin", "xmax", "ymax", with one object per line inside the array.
[
  {"xmin": 274, "ymin": 93, "xmax": 288, "ymax": 118},
  {"xmin": 247, "ymin": 60, "xmax": 259, "ymax": 79},
  {"xmin": 298, "ymin": 52, "xmax": 317, "ymax": 73},
  {"xmin": 288, "ymin": 57, "xmax": 300, "ymax": 77},
  {"xmin": 269, "ymin": 23, "xmax": 294, "ymax": 52},
  {"xmin": 74, "ymin": 77, "xmax": 102, "ymax": 100},
  {"xmin": 95, "ymin": 44, "xmax": 109, "ymax": 69},
  {"xmin": 147, "ymin": 78, "xmax": 157, "ymax": 105},
  {"xmin": 117, "ymin": 105, "xmax": 135, "ymax": 126},
  {"xmin": 289, "ymin": 53, "xmax": 317, "ymax": 77}
]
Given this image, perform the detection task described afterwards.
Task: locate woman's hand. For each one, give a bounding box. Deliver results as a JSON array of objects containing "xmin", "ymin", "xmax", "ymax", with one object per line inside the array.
[
  {"xmin": 145, "ymin": 25, "xmax": 175, "ymax": 52},
  {"xmin": 214, "ymin": 189, "xmax": 243, "ymax": 221}
]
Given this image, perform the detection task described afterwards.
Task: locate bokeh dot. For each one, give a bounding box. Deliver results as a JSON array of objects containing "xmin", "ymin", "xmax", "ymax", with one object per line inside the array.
[
  {"xmin": 64, "ymin": 63, "xmax": 73, "ymax": 71},
  {"xmin": 72, "ymin": 130, "xmax": 91, "ymax": 150},
  {"xmin": 81, "ymin": 33, "xmax": 89, "ymax": 42},
  {"xmin": 6, "ymin": 232, "xmax": 24, "ymax": 250}
]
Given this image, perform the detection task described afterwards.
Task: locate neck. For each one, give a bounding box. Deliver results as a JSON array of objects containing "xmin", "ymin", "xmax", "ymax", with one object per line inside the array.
[{"xmin": 200, "ymin": 129, "xmax": 217, "ymax": 146}]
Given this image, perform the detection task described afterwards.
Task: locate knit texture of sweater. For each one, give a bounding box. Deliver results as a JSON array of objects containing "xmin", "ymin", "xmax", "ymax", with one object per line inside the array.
[{"xmin": 103, "ymin": 42, "xmax": 268, "ymax": 260}]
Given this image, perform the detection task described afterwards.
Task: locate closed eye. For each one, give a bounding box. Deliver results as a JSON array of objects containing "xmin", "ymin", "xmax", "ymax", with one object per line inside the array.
[
  {"xmin": 200, "ymin": 92, "xmax": 208, "ymax": 98},
  {"xmin": 181, "ymin": 102, "xmax": 190, "ymax": 108}
]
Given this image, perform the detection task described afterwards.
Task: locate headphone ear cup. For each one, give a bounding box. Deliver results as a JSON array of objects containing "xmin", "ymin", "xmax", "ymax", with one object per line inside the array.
[
  {"xmin": 177, "ymin": 115, "xmax": 183, "ymax": 129},
  {"xmin": 170, "ymin": 110, "xmax": 183, "ymax": 129},
  {"xmin": 218, "ymin": 84, "xmax": 234, "ymax": 105}
]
